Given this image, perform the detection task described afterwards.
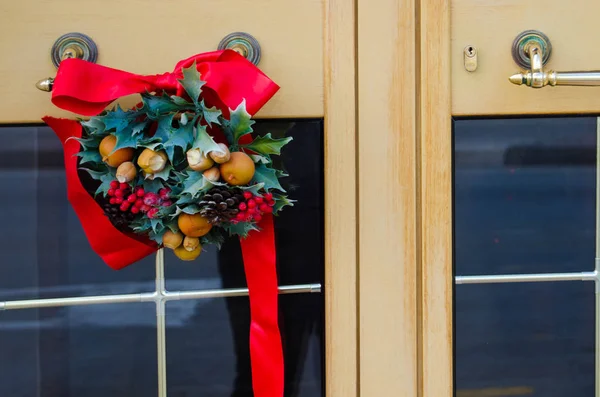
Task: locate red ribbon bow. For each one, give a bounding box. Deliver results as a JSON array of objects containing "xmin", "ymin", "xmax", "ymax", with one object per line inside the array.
[{"xmin": 43, "ymin": 49, "xmax": 283, "ymax": 397}]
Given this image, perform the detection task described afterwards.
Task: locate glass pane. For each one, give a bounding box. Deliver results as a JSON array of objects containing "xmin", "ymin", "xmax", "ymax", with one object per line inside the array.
[
  {"xmin": 166, "ymin": 293, "xmax": 324, "ymax": 396},
  {"xmin": 0, "ymin": 303, "xmax": 157, "ymax": 397},
  {"xmin": 454, "ymin": 117, "xmax": 596, "ymax": 276},
  {"xmin": 0, "ymin": 127, "xmax": 155, "ymax": 301},
  {"xmin": 166, "ymin": 120, "xmax": 324, "ymax": 290},
  {"xmin": 455, "ymin": 282, "xmax": 594, "ymax": 396}
]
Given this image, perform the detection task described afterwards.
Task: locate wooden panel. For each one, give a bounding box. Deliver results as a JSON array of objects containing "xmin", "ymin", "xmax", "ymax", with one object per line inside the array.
[
  {"xmin": 358, "ymin": 0, "xmax": 417, "ymax": 394},
  {"xmin": 324, "ymin": 0, "xmax": 358, "ymax": 396},
  {"xmin": 0, "ymin": 0, "xmax": 323, "ymax": 122},
  {"xmin": 452, "ymin": 0, "xmax": 600, "ymax": 116},
  {"xmin": 419, "ymin": 0, "xmax": 452, "ymax": 396}
]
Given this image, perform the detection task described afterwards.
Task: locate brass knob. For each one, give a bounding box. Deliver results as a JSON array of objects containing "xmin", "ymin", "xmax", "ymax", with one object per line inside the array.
[
  {"xmin": 218, "ymin": 32, "xmax": 261, "ymax": 66},
  {"xmin": 37, "ymin": 33, "xmax": 98, "ymax": 92}
]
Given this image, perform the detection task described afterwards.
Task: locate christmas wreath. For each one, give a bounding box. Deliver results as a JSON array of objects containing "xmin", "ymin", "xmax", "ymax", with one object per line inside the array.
[
  {"xmin": 71, "ymin": 63, "xmax": 292, "ymax": 261},
  {"xmin": 42, "ymin": 50, "xmax": 288, "ymax": 397}
]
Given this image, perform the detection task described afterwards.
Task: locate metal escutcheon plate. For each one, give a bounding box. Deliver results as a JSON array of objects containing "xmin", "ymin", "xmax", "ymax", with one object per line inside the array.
[
  {"xmin": 218, "ymin": 32, "xmax": 261, "ymax": 66},
  {"xmin": 511, "ymin": 30, "xmax": 552, "ymax": 70},
  {"xmin": 51, "ymin": 32, "xmax": 98, "ymax": 68}
]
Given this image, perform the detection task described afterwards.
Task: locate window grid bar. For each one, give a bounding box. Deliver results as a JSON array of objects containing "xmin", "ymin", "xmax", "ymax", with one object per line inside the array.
[{"xmin": 455, "ymin": 271, "xmax": 598, "ymax": 285}]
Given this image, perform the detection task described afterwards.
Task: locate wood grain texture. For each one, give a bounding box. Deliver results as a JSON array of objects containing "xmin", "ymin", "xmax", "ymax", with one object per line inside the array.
[
  {"xmin": 0, "ymin": 0, "xmax": 323, "ymax": 122},
  {"xmin": 452, "ymin": 0, "xmax": 600, "ymax": 115},
  {"xmin": 419, "ymin": 0, "xmax": 453, "ymax": 395},
  {"xmin": 324, "ymin": 0, "xmax": 358, "ymax": 395},
  {"xmin": 358, "ymin": 0, "xmax": 418, "ymax": 394}
]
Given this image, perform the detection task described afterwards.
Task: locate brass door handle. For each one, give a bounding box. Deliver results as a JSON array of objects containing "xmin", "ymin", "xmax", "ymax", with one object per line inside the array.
[{"xmin": 508, "ymin": 30, "xmax": 600, "ymax": 88}]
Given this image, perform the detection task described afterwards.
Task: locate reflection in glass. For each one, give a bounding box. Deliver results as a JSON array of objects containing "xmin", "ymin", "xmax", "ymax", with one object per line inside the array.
[
  {"xmin": 166, "ymin": 294, "xmax": 324, "ymax": 397},
  {"xmin": 0, "ymin": 126, "xmax": 155, "ymax": 301},
  {"xmin": 0, "ymin": 303, "xmax": 157, "ymax": 397},
  {"xmin": 455, "ymin": 282, "xmax": 594, "ymax": 396},
  {"xmin": 454, "ymin": 117, "xmax": 596, "ymax": 276}
]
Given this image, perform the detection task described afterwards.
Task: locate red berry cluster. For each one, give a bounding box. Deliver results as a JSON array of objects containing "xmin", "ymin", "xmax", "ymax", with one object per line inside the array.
[
  {"xmin": 106, "ymin": 181, "xmax": 172, "ymax": 218},
  {"xmin": 233, "ymin": 191, "xmax": 275, "ymax": 223}
]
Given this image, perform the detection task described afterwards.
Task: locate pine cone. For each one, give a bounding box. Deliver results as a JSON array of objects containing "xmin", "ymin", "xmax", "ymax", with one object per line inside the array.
[{"xmin": 199, "ymin": 187, "xmax": 243, "ymax": 224}]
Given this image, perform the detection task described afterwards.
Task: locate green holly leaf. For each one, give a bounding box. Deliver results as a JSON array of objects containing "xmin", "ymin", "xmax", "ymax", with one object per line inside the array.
[
  {"xmin": 272, "ymin": 194, "xmax": 295, "ymax": 215},
  {"xmin": 142, "ymin": 93, "xmax": 181, "ymax": 117},
  {"xmin": 145, "ymin": 164, "xmax": 173, "ymax": 181},
  {"xmin": 81, "ymin": 117, "xmax": 106, "ymax": 135},
  {"xmin": 76, "ymin": 150, "xmax": 103, "ymax": 164},
  {"xmin": 191, "ymin": 125, "xmax": 224, "ymax": 156},
  {"xmin": 112, "ymin": 127, "xmax": 139, "ymax": 152},
  {"xmin": 252, "ymin": 164, "xmax": 285, "ymax": 192},
  {"xmin": 201, "ymin": 100, "xmax": 222, "ymax": 126},
  {"xmin": 182, "ymin": 205, "xmax": 201, "ymax": 214},
  {"xmin": 240, "ymin": 183, "xmax": 265, "ymax": 196},
  {"xmin": 95, "ymin": 172, "xmax": 116, "ymax": 196},
  {"xmin": 181, "ymin": 170, "xmax": 216, "ymax": 197},
  {"xmin": 171, "ymin": 96, "xmax": 191, "ymax": 106},
  {"xmin": 153, "ymin": 113, "xmax": 175, "ymax": 142},
  {"xmin": 138, "ymin": 137, "xmax": 163, "ymax": 151},
  {"xmin": 178, "ymin": 63, "xmax": 205, "ymax": 106},
  {"xmin": 250, "ymin": 154, "xmax": 271, "ymax": 164},
  {"xmin": 164, "ymin": 122, "xmax": 194, "ymax": 162},
  {"xmin": 241, "ymin": 133, "xmax": 293, "ymax": 156},
  {"xmin": 226, "ymin": 222, "xmax": 259, "ymax": 238},
  {"xmin": 150, "ymin": 218, "xmax": 166, "ymax": 234},
  {"xmin": 79, "ymin": 167, "xmax": 107, "ymax": 181},
  {"xmin": 148, "ymin": 230, "xmax": 163, "ymax": 244},
  {"xmin": 132, "ymin": 120, "xmax": 150, "ymax": 135},
  {"xmin": 143, "ymin": 178, "xmax": 165, "ymax": 193},
  {"xmin": 175, "ymin": 193, "xmax": 197, "ymax": 206},
  {"xmin": 99, "ymin": 106, "xmax": 134, "ymax": 133},
  {"xmin": 200, "ymin": 228, "xmax": 226, "ymax": 249},
  {"xmin": 70, "ymin": 136, "xmax": 101, "ymax": 150},
  {"xmin": 224, "ymin": 100, "xmax": 254, "ymax": 144}
]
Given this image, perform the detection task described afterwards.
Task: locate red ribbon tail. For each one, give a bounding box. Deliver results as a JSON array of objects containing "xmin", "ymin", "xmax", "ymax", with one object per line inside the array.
[
  {"xmin": 43, "ymin": 117, "xmax": 157, "ymax": 269},
  {"xmin": 239, "ymin": 214, "xmax": 284, "ymax": 397}
]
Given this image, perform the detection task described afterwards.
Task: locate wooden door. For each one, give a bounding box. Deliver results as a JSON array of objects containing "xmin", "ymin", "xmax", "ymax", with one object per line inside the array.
[
  {"xmin": 0, "ymin": 1, "xmax": 358, "ymax": 396},
  {"xmin": 359, "ymin": 0, "xmax": 600, "ymax": 396}
]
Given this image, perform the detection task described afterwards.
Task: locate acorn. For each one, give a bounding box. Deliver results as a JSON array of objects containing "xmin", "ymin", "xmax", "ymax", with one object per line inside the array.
[
  {"xmin": 209, "ymin": 143, "xmax": 231, "ymax": 164},
  {"xmin": 203, "ymin": 167, "xmax": 221, "ymax": 182},
  {"xmin": 163, "ymin": 230, "xmax": 184, "ymax": 250},
  {"xmin": 186, "ymin": 148, "xmax": 214, "ymax": 171},
  {"xmin": 99, "ymin": 135, "xmax": 134, "ymax": 168},
  {"xmin": 137, "ymin": 149, "xmax": 167, "ymax": 174},
  {"xmin": 116, "ymin": 161, "xmax": 137, "ymax": 183}
]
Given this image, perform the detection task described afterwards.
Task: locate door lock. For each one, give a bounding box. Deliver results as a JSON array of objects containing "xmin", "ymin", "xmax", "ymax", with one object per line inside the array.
[{"xmin": 509, "ymin": 30, "xmax": 600, "ymax": 87}]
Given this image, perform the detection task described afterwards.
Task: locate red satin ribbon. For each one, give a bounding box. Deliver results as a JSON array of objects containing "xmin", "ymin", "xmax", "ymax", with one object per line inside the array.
[{"xmin": 43, "ymin": 50, "xmax": 283, "ymax": 397}]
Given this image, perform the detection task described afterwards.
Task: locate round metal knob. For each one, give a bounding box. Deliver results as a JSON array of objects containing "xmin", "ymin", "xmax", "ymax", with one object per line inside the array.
[
  {"xmin": 511, "ymin": 30, "xmax": 552, "ymax": 70},
  {"xmin": 51, "ymin": 32, "xmax": 98, "ymax": 68},
  {"xmin": 218, "ymin": 32, "xmax": 261, "ymax": 66}
]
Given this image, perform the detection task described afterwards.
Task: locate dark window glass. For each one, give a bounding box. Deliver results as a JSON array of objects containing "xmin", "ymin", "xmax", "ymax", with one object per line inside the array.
[
  {"xmin": 0, "ymin": 304, "xmax": 157, "ymax": 397},
  {"xmin": 166, "ymin": 294, "xmax": 324, "ymax": 396},
  {"xmin": 454, "ymin": 117, "xmax": 596, "ymax": 276},
  {"xmin": 455, "ymin": 282, "xmax": 594, "ymax": 396}
]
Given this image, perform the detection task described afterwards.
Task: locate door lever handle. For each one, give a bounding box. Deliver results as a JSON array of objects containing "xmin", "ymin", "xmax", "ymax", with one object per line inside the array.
[{"xmin": 507, "ymin": 30, "xmax": 600, "ymax": 88}]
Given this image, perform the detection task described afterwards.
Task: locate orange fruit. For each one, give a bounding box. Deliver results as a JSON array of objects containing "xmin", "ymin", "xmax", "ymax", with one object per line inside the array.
[
  {"xmin": 174, "ymin": 244, "xmax": 202, "ymax": 261},
  {"xmin": 177, "ymin": 213, "xmax": 212, "ymax": 237},
  {"xmin": 219, "ymin": 152, "xmax": 255, "ymax": 186},
  {"xmin": 99, "ymin": 135, "xmax": 134, "ymax": 168}
]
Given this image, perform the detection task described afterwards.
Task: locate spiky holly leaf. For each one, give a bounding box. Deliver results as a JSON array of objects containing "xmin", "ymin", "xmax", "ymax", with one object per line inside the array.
[
  {"xmin": 153, "ymin": 113, "xmax": 175, "ymax": 143},
  {"xmin": 95, "ymin": 172, "xmax": 116, "ymax": 196},
  {"xmin": 191, "ymin": 125, "xmax": 223, "ymax": 156},
  {"xmin": 145, "ymin": 164, "xmax": 173, "ymax": 181},
  {"xmin": 142, "ymin": 93, "xmax": 181, "ymax": 118},
  {"xmin": 241, "ymin": 133, "xmax": 293, "ymax": 156},
  {"xmin": 181, "ymin": 170, "xmax": 219, "ymax": 197},
  {"xmin": 171, "ymin": 96, "xmax": 191, "ymax": 106},
  {"xmin": 143, "ymin": 178, "xmax": 165, "ymax": 193},
  {"xmin": 178, "ymin": 63, "xmax": 205, "ymax": 106},
  {"xmin": 200, "ymin": 228, "xmax": 226, "ymax": 249},
  {"xmin": 226, "ymin": 221, "xmax": 259, "ymax": 238},
  {"xmin": 148, "ymin": 229, "xmax": 163, "ymax": 244},
  {"xmin": 240, "ymin": 183, "xmax": 265, "ymax": 196},
  {"xmin": 138, "ymin": 138, "xmax": 163, "ymax": 151},
  {"xmin": 150, "ymin": 218, "xmax": 166, "ymax": 234},
  {"xmin": 112, "ymin": 126, "xmax": 139, "ymax": 152},
  {"xmin": 98, "ymin": 106, "xmax": 134, "ymax": 133},
  {"xmin": 201, "ymin": 100, "xmax": 221, "ymax": 126},
  {"xmin": 70, "ymin": 136, "xmax": 101, "ymax": 150},
  {"xmin": 132, "ymin": 120, "xmax": 150, "ymax": 135},
  {"xmin": 252, "ymin": 164, "xmax": 285, "ymax": 192},
  {"xmin": 77, "ymin": 150, "xmax": 103, "ymax": 164},
  {"xmin": 272, "ymin": 194, "xmax": 295, "ymax": 214},
  {"xmin": 81, "ymin": 117, "xmax": 106, "ymax": 135},
  {"xmin": 164, "ymin": 122, "xmax": 194, "ymax": 162},
  {"xmin": 175, "ymin": 193, "xmax": 196, "ymax": 206},
  {"xmin": 224, "ymin": 100, "xmax": 254, "ymax": 144},
  {"xmin": 182, "ymin": 205, "xmax": 201, "ymax": 214},
  {"xmin": 250, "ymin": 154, "xmax": 271, "ymax": 164},
  {"xmin": 79, "ymin": 167, "xmax": 108, "ymax": 181}
]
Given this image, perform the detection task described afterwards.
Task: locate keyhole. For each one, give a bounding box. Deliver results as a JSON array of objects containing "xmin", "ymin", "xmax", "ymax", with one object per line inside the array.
[{"xmin": 467, "ymin": 46, "xmax": 474, "ymax": 56}]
